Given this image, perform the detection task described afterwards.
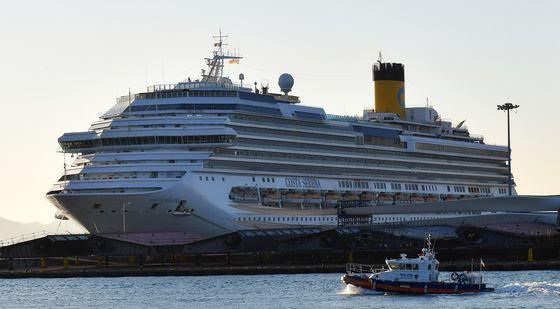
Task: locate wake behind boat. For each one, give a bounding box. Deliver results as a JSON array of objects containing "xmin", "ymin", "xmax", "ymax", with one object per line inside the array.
[{"xmin": 342, "ymin": 236, "xmax": 494, "ymax": 294}]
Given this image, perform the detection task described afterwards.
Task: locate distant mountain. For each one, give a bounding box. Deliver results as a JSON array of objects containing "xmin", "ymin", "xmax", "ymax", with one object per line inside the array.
[{"xmin": 0, "ymin": 217, "xmax": 85, "ymax": 243}]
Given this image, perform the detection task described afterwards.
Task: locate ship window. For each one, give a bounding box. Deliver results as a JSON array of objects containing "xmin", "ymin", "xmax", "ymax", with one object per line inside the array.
[
  {"xmin": 428, "ymin": 264, "xmax": 432, "ymax": 270},
  {"xmin": 222, "ymin": 177, "xmax": 225, "ymax": 182},
  {"xmin": 151, "ymin": 203, "xmax": 159, "ymax": 209},
  {"xmin": 412, "ymin": 264, "xmax": 418, "ymax": 270},
  {"xmin": 205, "ymin": 176, "xmax": 208, "ymax": 181},
  {"xmin": 272, "ymin": 178, "xmax": 275, "ymax": 183},
  {"xmin": 262, "ymin": 177, "xmax": 265, "ymax": 182},
  {"xmin": 252, "ymin": 177, "xmax": 256, "ymax": 182},
  {"xmin": 211, "ymin": 177, "xmax": 214, "ymax": 181},
  {"xmin": 93, "ymin": 203, "xmax": 102, "ymax": 209}
]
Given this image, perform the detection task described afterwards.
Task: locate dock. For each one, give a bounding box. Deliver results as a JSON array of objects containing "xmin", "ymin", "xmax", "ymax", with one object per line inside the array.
[{"xmin": 1, "ymin": 212, "xmax": 559, "ymax": 278}]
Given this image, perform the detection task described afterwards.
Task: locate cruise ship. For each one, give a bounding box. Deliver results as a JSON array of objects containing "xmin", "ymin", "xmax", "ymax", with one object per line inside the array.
[{"xmin": 46, "ymin": 34, "xmax": 517, "ymax": 239}]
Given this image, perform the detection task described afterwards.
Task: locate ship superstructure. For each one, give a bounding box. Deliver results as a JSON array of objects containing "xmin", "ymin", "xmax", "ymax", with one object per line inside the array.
[{"xmin": 46, "ymin": 34, "xmax": 515, "ymax": 238}]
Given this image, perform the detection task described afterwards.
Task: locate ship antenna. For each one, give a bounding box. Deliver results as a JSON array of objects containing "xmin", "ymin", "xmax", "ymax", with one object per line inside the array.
[
  {"xmin": 201, "ymin": 30, "xmax": 242, "ymax": 83},
  {"xmin": 426, "ymin": 234, "xmax": 434, "ymax": 253}
]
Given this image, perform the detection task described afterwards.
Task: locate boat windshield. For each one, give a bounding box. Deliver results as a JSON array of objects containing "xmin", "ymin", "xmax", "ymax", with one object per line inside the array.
[{"xmin": 388, "ymin": 263, "xmax": 419, "ymax": 270}]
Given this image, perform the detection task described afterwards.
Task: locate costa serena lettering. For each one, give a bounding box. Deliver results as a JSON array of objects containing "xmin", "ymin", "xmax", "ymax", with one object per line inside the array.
[{"xmin": 285, "ymin": 177, "xmax": 321, "ymax": 189}]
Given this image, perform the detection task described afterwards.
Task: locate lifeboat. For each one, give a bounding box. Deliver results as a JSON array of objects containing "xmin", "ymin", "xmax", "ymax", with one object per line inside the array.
[
  {"xmin": 262, "ymin": 190, "xmax": 281, "ymax": 206},
  {"xmin": 229, "ymin": 186, "xmax": 259, "ymax": 202},
  {"xmin": 425, "ymin": 195, "xmax": 439, "ymax": 203},
  {"xmin": 283, "ymin": 192, "xmax": 305, "ymax": 206},
  {"xmin": 342, "ymin": 192, "xmax": 359, "ymax": 201},
  {"xmin": 324, "ymin": 192, "xmax": 342, "ymax": 207},
  {"xmin": 443, "ymin": 195, "xmax": 458, "ymax": 201},
  {"xmin": 410, "ymin": 194, "xmax": 425, "ymax": 203},
  {"xmin": 395, "ymin": 193, "xmax": 411, "ymax": 204},
  {"xmin": 360, "ymin": 192, "xmax": 374, "ymax": 201},
  {"xmin": 303, "ymin": 192, "xmax": 322, "ymax": 204},
  {"xmin": 377, "ymin": 192, "xmax": 394, "ymax": 205}
]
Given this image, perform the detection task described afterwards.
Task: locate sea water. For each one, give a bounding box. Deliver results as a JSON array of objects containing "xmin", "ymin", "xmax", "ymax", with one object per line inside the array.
[{"xmin": 1, "ymin": 271, "xmax": 559, "ymax": 308}]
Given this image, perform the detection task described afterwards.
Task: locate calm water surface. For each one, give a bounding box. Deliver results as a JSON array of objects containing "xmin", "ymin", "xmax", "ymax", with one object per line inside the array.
[{"xmin": 1, "ymin": 271, "xmax": 559, "ymax": 308}]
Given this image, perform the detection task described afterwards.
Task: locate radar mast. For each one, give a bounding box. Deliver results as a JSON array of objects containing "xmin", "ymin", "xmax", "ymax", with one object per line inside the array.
[{"xmin": 201, "ymin": 30, "xmax": 242, "ymax": 82}]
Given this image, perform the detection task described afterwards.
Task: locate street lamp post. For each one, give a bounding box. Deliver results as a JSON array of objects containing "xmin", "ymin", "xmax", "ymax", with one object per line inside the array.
[{"xmin": 497, "ymin": 102, "xmax": 519, "ymax": 196}]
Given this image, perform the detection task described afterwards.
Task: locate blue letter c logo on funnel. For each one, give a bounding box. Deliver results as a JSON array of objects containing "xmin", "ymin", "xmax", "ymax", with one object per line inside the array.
[{"xmin": 397, "ymin": 87, "xmax": 405, "ymax": 108}]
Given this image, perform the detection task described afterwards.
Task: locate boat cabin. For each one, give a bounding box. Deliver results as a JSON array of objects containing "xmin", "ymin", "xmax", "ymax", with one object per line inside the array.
[{"xmin": 373, "ymin": 248, "xmax": 440, "ymax": 283}]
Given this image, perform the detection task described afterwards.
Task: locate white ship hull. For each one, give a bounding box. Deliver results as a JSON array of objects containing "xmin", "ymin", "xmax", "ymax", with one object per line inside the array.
[{"xmin": 47, "ymin": 171, "xmax": 513, "ymax": 238}]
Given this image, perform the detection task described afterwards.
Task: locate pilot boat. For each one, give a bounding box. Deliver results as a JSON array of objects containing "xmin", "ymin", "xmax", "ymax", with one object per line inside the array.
[{"xmin": 341, "ymin": 236, "xmax": 494, "ymax": 294}]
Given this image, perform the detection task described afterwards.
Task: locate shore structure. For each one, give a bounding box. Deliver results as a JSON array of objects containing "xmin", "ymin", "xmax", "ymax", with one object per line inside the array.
[{"xmin": 1, "ymin": 212, "xmax": 559, "ymax": 278}]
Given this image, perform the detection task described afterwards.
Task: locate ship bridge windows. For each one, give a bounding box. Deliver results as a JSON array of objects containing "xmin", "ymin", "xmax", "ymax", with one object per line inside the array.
[
  {"xmin": 373, "ymin": 182, "xmax": 386, "ymax": 190},
  {"xmin": 133, "ymin": 90, "xmax": 237, "ymax": 101},
  {"xmin": 125, "ymin": 103, "xmax": 236, "ymax": 113},
  {"xmin": 124, "ymin": 102, "xmax": 284, "ymax": 117}
]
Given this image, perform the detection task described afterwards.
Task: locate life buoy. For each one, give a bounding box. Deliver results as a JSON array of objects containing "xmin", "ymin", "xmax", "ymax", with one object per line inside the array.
[{"xmin": 451, "ymin": 272, "xmax": 459, "ymax": 281}]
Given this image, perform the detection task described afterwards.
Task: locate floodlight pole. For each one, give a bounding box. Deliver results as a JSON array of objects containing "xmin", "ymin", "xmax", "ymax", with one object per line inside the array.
[{"xmin": 497, "ymin": 102, "xmax": 519, "ymax": 196}]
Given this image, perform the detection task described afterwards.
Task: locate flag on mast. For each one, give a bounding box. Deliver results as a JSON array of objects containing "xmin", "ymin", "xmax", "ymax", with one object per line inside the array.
[{"xmin": 480, "ymin": 258, "xmax": 485, "ymax": 267}]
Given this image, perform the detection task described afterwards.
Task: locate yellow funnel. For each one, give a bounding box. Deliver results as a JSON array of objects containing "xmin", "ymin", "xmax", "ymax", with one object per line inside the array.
[{"xmin": 373, "ymin": 62, "xmax": 405, "ymax": 117}]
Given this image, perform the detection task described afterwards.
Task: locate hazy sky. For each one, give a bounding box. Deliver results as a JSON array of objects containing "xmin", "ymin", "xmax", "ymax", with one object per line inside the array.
[{"xmin": 0, "ymin": 0, "xmax": 559, "ymax": 224}]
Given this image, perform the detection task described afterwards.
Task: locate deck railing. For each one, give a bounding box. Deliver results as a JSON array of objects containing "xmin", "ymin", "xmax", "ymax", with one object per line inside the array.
[
  {"xmin": 346, "ymin": 263, "xmax": 384, "ymax": 275},
  {"xmin": 147, "ymin": 81, "xmax": 248, "ymax": 92},
  {"xmin": 0, "ymin": 230, "xmax": 49, "ymax": 247}
]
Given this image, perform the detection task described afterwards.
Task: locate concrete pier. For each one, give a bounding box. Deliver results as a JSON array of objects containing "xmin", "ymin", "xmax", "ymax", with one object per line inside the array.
[{"xmin": 1, "ymin": 215, "xmax": 559, "ymax": 279}]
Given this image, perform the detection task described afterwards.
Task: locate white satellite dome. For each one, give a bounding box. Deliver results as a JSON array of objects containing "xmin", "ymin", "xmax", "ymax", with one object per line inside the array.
[{"xmin": 278, "ymin": 73, "xmax": 294, "ymax": 95}]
